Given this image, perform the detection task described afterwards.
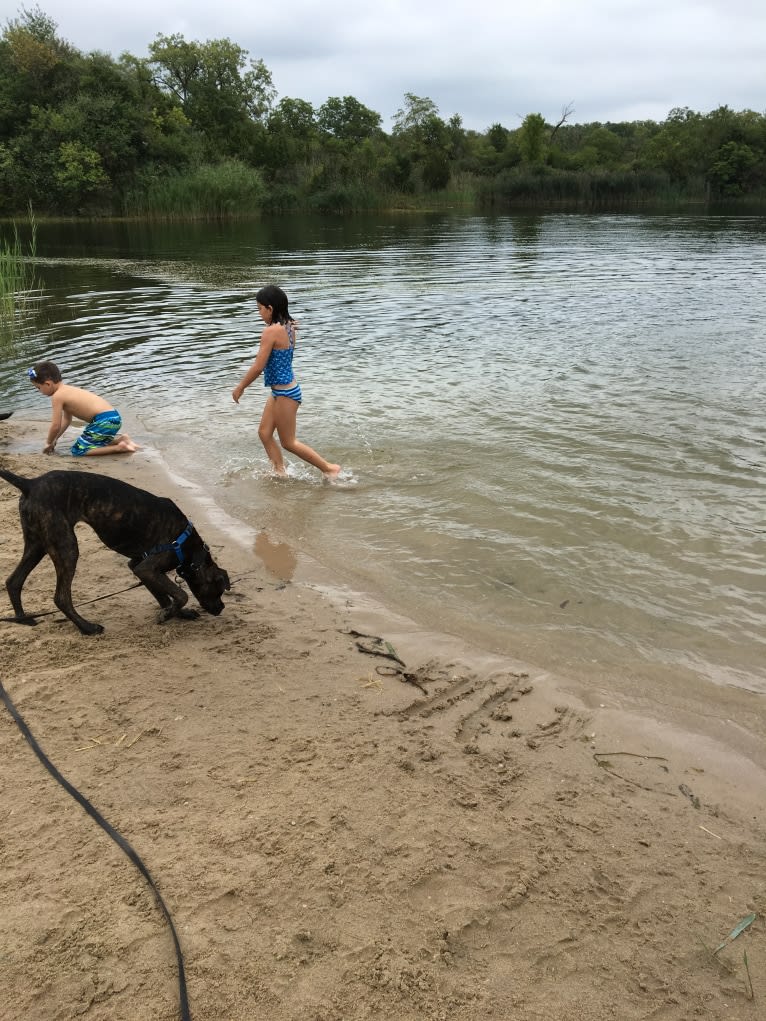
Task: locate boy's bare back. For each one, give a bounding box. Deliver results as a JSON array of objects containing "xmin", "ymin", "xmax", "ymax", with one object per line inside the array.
[{"xmin": 53, "ymin": 384, "xmax": 113, "ymax": 423}]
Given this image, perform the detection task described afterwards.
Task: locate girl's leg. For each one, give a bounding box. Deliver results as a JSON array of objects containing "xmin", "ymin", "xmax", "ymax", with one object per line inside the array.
[
  {"xmin": 273, "ymin": 397, "xmax": 341, "ymax": 478},
  {"xmin": 258, "ymin": 397, "xmax": 287, "ymax": 475}
]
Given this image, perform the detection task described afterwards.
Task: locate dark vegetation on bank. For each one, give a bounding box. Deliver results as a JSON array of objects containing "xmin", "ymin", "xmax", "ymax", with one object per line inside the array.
[{"xmin": 2, "ymin": 6, "xmax": 766, "ymax": 219}]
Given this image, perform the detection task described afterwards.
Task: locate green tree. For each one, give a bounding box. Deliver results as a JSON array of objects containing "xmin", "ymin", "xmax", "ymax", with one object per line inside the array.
[
  {"xmin": 309, "ymin": 96, "xmax": 385, "ymax": 199},
  {"xmin": 264, "ymin": 97, "xmax": 318, "ymax": 178},
  {"xmin": 148, "ymin": 33, "xmax": 275, "ymax": 159},
  {"xmin": 708, "ymin": 141, "xmax": 759, "ymax": 195},
  {"xmin": 268, "ymin": 97, "xmax": 316, "ymax": 138},
  {"xmin": 643, "ymin": 107, "xmax": 705, "ymax": 181},
  {"xmin": 573, "ymin": 126, "xmax": 625, "ymax": 169},
  {"xmin": 317, "ymin": 95, "xmax": 381, "ymax": 141},
  {"xmin": 487, "ymin": 122, "xmax": 509, "ymax": 153},
  {"xmin": 0, "ymin": 11, "xmax": 193, "ymax": 213},
  {"xmin": 698, "ymin": 107, "xmax": 766, "ymax": 194},
  {"xmin": 55, "ymin": 140, "xmax": 108, "ymax": 205},
  {"xmin": 390, "ymin": 93, "xmax": 452, "ymax": 191},
  {"xmin": 0, "ymin": 5, "xmax": 75, "ymax": 136},
  {"xmin": 518, "ymin": 113, "xmax": 547, "ymax": 164},
  {"xmin": 392, "ymin": 92, "xmax": 440, "ymax": 135}
]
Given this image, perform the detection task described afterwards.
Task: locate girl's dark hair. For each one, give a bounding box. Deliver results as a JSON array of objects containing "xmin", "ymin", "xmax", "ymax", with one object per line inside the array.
[{"xmin": 255, "ymin": 285, "xmax": 292, "ymax": 324}]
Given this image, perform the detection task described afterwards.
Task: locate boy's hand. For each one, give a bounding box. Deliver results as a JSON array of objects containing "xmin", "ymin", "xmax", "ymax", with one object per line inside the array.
[{"xmin": 232, "ymin": 386, "xmax": 243, "ymax": 404}]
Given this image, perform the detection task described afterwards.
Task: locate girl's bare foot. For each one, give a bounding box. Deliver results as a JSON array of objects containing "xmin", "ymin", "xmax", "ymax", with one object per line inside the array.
[{"xmin": 323, "ymin": 464, "xmax": 342, "ymax": 480}]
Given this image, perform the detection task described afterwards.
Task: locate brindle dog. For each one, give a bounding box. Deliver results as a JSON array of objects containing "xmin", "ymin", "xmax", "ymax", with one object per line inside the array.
[{"xmin": 1, "ymin": 468, "xmax": 231, "ymax": 635}]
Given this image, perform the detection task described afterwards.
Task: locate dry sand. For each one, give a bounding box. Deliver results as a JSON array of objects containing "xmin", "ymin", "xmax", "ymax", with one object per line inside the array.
[{"xmin": 1, "ymin": 420, "xmax": 764, "ymax": 1021}]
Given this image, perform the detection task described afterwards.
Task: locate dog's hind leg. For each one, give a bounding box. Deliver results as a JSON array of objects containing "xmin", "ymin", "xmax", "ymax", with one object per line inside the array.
[
  {"xmin": 48, "ymin": 528, "xmax": 104, "ymax": 636},
  {"xmin": 5, "ymin": 540, "xmax": 47, "ymax": 625}
]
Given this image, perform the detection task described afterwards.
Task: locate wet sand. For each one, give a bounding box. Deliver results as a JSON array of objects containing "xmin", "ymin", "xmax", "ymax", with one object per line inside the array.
[{"xmin": 1, "ymin": 421, "xmax": 764, "ymax": 1020}]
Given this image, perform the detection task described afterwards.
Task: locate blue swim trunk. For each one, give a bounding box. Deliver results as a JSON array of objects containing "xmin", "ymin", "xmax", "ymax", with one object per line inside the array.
[
  {"xmin": 270, "ymin": 384, "xmax": 302, "ymax": 403},
  {"xmin": 71, "ymin": 410, "xmax": 122, "ymax": 456}
]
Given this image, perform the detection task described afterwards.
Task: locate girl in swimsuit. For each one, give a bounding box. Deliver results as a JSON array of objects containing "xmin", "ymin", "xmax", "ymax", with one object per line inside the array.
[{"xmin": 231, "ymin": 285, "xmax": 341, "ymax": 480}]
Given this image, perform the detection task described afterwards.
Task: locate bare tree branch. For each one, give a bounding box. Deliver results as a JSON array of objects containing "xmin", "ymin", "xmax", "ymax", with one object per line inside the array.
[{"xmin": 549, "ymin": 102, "xmax": 575, "ymax": 141}]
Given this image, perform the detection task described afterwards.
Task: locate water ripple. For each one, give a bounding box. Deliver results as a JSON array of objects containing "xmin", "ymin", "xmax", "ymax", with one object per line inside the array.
[{"xmin": 4, "ymin": 212, "xmax": 764, "ymax": 693}]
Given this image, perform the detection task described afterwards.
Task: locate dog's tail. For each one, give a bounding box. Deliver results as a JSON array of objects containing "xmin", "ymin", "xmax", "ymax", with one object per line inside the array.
[{"xmin": 0, "ymin": 469, "xmax": 30, "ymax": 494}]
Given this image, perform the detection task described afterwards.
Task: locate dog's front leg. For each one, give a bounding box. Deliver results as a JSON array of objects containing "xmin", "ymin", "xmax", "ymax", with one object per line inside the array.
[{"xmin": 131, "ymin": 561, "xmax": 199, "ymax": 623}]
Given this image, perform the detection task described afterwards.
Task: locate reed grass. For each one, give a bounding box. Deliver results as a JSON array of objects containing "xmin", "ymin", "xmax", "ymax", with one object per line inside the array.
[
  {"xmin": 122, "ymin": 160, "xmax": 267, "ymax": 219},
  {"xmin": 0, "ymin": 206, "xmax": 40, "ymax": 347},
  {"xmin": 306, "ymin": 182, "xmax": 384, "ymax": 213},
  {"xmin": 476, "ymin": 167, "xmax": 714, "ymax": 208}
]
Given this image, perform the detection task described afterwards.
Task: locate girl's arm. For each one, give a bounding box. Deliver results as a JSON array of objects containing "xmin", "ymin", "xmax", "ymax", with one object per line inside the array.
[{"xmin": 232, "ymin": 328, "xmax": 276, "ymax": 403}]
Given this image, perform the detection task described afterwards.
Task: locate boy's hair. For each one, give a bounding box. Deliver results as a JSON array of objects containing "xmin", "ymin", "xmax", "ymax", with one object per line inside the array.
[
  {"xmin": 29, "ymin": 360, "xmax": 62, "ymax": 384},
  {"xmin": 255, "ymin": 285, "xmax": 292, "ymax": 324}
]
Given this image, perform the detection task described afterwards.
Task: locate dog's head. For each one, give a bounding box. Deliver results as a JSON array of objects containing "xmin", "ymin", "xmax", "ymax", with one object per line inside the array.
[{"xmin": 178, "ymin": 543, "xmax": 231, "ymax": 615}]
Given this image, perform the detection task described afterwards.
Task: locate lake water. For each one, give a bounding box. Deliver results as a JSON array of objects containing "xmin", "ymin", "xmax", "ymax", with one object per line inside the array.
[{"xmin": 2, "ymin": 211, "xmax": 765, "ymax": 696}]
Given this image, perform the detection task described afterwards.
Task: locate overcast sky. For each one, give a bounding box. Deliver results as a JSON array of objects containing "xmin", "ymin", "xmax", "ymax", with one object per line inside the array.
[{"xmin": 2, "ymin": 1, "xmax": 764, "ymax": 130}]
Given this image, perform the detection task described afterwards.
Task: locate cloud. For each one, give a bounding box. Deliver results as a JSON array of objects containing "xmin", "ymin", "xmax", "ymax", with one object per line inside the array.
[{"xmin": 4, "ymin": 0, "xmax": 764, "ymax": 128}]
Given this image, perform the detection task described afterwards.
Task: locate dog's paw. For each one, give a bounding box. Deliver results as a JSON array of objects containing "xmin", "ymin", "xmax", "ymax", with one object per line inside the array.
[
  {"xmin": 79, "ymin": 621, "xmax": 104, "ymax": 636},
  {"xmin": 156, "ymin": 606, "xmax": 200, "ymax": 624}
]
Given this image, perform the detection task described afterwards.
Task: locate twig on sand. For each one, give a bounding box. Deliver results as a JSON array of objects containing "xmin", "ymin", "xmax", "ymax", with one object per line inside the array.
[
  {"xmin": 347, "ymin": 629, "xmax": 407, "ymax": 667},
  {"xmin": 347, "ymin": 630, "xmax": 429, "ymax": 694},
  {"xmin": 125, "ymin": 727, "xmax": 162, "ymax": 748},
  {"xmin": 359, "ymin": 673, "xmax": 383, "ymax": 692},
  {"xmin": 594, "ymin": 750, "xmax": 668, "ymax": 761},
  {"xmin": 76, "ymin": 736, "xmax": 106, "ymax": 752},
  {"xmin": 699, "ymin": 824, "xmax": 722, "ymax": 839},
  {"xmin": 744, "ymin": 950, "xmax": 755, "ymax": 999},
  {"xmin": 374, "ymin": 664, "xmax": 428, "ymax": 695}
]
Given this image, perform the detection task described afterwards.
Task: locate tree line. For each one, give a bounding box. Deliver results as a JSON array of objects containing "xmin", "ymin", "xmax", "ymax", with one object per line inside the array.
[{"xmin": 1, "ymin": 6, "xmax": 765, "ymax": 217}]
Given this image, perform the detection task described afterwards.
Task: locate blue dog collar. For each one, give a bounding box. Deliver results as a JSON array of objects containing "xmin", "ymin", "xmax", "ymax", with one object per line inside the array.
[{"xmin": 143, "ymin": 521, "xmax": 194, "ymax": 566}]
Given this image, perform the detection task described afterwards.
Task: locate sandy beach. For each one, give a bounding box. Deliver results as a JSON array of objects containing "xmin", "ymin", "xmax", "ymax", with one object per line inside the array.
[{"xmin": 1, "ymin": 419, "xmax": 764, "ymax": 1021}]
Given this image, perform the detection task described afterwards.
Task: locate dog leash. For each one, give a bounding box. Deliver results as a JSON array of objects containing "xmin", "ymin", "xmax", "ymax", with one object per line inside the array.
[
  {"xmin": 0, "ymin": 680, "xmax": 191, "ymax": 1021},
  {"xmin": 0, "ymin": 582, "xmax": 143, "ymax": 625}
]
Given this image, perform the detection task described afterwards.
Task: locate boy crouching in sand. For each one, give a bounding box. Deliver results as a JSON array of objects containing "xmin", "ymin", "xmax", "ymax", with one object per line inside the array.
[{"xmin": 28, "ymin": 360, "xmax": 139, "ymax": 456}]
